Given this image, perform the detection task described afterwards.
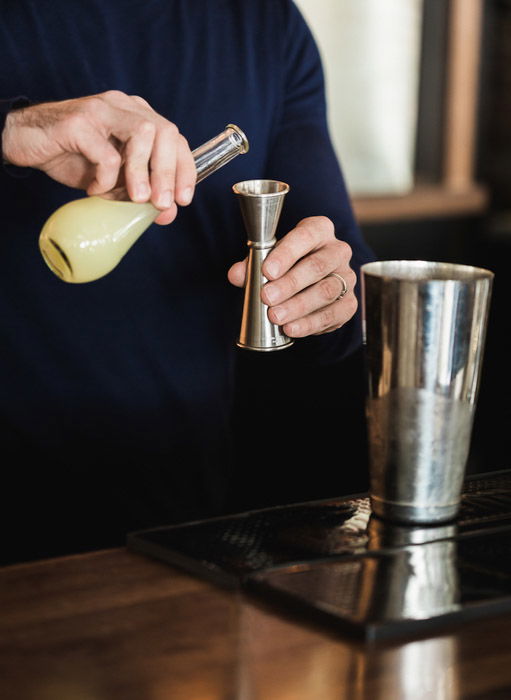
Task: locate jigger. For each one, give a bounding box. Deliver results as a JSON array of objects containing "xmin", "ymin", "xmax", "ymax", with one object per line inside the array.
[{"xmin": 233, "ymin": 180, "xmax": 294, "ymax": 351}]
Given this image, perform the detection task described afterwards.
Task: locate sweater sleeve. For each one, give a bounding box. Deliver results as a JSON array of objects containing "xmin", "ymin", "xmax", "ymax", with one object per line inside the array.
[
  {"xmin": 1, "ymin": 96, "xmax": 31, "ymax": 177},
  {"xmin": 265, "ymin": 1, "xmax": 376, "ymax": 365}
]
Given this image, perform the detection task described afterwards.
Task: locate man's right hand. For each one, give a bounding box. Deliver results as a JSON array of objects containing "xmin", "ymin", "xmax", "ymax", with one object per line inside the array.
[{"xmin": 1, "ymin": 90, "xmax": 197, "ymax": 225}]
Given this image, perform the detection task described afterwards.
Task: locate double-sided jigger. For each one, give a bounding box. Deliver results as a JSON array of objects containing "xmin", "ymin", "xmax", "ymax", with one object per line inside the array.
[{"xmin": 233, "ymin": 180, "xmax": 294, "ymax": 351}]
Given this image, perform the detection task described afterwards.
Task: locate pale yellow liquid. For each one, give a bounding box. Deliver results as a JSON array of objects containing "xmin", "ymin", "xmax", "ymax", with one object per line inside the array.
[
  {"xmin": 38, "ymin": 125, "xmax": 250, "ymax": 283},
  {"xmin": 39, "ymin": 196, "xmax": 158, "ymax": 283}
]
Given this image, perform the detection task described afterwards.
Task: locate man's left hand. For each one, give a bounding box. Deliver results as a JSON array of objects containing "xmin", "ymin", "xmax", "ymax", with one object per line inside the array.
[{"xmin": 227, "ymin": 216, "xmax": 357, "ymax": 337}]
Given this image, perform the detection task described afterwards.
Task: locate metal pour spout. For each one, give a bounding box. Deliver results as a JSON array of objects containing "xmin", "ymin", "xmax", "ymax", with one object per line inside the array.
[{"xmin": 233, "ymin": 179, "xmax": 293, "ymax": 352}]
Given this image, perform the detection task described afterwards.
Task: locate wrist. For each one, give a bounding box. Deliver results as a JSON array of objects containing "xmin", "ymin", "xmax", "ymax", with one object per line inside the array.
[{"xmin": 1, "ymin": 97, "xmax": 31, "ymax": 165}]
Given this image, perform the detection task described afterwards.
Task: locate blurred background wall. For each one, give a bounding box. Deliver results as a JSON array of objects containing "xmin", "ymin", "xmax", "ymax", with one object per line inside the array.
[
  {"xmin": 295, "ymin": 0, "xmax": 424, "ymax": 197},
  {"xmin": 232, "ymin": 0, "xmax": 510, "ymax": 511}
]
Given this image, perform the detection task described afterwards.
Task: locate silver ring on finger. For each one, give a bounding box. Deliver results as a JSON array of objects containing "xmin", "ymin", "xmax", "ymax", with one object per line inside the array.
[{"xmin": 326, "ymin": 272, "xmax": 348, "ymax": 300}]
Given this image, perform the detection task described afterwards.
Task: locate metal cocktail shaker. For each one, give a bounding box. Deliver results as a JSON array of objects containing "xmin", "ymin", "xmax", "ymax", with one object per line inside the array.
[
  {"xmin": 361, "ymin": 260, "xmax": 494, "ymax": 524},
  {"xmin": 233, "ymin": 179, "xmax": 293, "ymax": 351}
]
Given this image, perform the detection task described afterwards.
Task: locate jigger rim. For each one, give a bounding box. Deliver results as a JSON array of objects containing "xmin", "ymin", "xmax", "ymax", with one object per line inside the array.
[
  {"xmin": 361, "ymin": 259, "xmax": 494, "ymax": 282},
  {"xmin": 232, "ymin": 180, "xmax": 290, "ymax": 197}
]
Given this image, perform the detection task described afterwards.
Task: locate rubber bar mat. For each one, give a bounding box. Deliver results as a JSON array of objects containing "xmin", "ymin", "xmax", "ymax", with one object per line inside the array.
[
  {"xmin": 127, "ymin": 470, "xmax": 511, "ymax": 640},
  {"xmin": 248, "ymin": 524, "xmax": 511, "ymax": 641},
  {"xmin": 127, "ymin": 469, "xmax": 511, "ymax": 588}
]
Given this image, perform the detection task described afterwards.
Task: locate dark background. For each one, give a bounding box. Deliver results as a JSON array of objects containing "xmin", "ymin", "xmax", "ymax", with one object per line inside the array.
[{"xmin": 232, "ymin": 0, "xmax": 511, "ymax": 512}]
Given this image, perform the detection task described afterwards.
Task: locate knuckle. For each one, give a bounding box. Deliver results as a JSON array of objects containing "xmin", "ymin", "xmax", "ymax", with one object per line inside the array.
[
  {"xmin": 178, "ymin": 134, "xmax": 195, "ymax": 166},
  {"xmin": 337, "ymin": 239, "xmax": 353, "ymax": 261},
  {"xmin": 284, "ymin": 268, "xmax": 300, "ymax": 295},
  {"xmin": 154, "ymin": 166, "xmax": 174, "ymax": 179},
  {"xmin": 178, "ymin": 133, "xmax": 190, "ymax": 149},
  {"xmin": 345, "ymin": 294, "xmax": 358, "ymax": 317},
  {"xmin": 316, "ymin": 215, "xmax": 335, "ymax": 237},
  {"xmin": 101, "ymin": 89, "xmax": 128, "ymax": 102},
  {"xmin": 318, "ymin": 305, "xmax": 337, "ymax": 330},
  {"xmin": 73, "ymin": 96, "xmax": 109, "ymax": 123},
  {"xmin": 104, "ymin": 150, "xmax": 122, "ymax": 169},
  {"xmin": 292, "ymin": 294, "xmax": 307, "ymax": 318},
  {"xmin": 136, "ymin": 119, "xmax": 156, "ymax": 138},
  {"xmin": 130, "ymin": 94, "xmax": 150, "ymax": 108},
  {"xmin": 308, "ymin": 254, "xmax": 329, "ymax": 278},
  {"xmin": 160, "ymin": 122, "xmax": 179, "ymax": 140},
  {"xmin": 320, "ymin": 276, "xmax": 341, "ymax": 302},
  {"xmin": 64, "ymin": 111, "xmax": 88, "ymax": 131},
  {"xmin": 152, "ymin": 169, "xmax": 175, "ymax": 189},
  {"xmin": 294, "ymin": 315, "xmax": 312, "ymax": 337},
  {"xmin": 302, "ymin": 215, "xmax": 334, "ymax": 234},
  {"xmin": 124, "ymin": 154, "xmax": 147, "ymax": 172},
  {"xmin": 296, "ymin": 222, "xmax": 317, "ymax": 247},
  {"xmin": 83, "ymin": 95, "xmax": 104, "ymax": 112}
]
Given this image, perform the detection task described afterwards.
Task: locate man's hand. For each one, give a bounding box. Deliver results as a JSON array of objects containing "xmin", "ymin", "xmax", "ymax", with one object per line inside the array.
[
  {"xmin": 228, "ymin": 216, "xmax": 357, "ymax": 337},
  {"xmin": 1, "ymin": 91, "xmax": 197, "ymax": 225}
]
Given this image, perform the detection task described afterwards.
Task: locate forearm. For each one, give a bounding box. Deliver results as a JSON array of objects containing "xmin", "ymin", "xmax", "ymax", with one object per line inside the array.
[{"xmin": 1, "ymin": 97, "xmax": 31, "ymax": 171}]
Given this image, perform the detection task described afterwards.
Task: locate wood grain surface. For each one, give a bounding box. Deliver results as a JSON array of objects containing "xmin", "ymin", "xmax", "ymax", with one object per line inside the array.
[{"xmin": 1, "ymin": 547, "xmax": 511, "ymax": 699}]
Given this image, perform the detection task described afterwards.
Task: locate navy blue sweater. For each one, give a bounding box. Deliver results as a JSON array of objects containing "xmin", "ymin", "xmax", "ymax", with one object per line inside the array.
[{"xmin": 0, "ymin": 0, "xmax": 374, "ymax": 560}]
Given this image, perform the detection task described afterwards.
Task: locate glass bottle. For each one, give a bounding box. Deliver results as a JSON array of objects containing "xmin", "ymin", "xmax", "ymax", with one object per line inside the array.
[{"xmin": 39, "ymin": 124, "xmax": 249, "ymax": 283}]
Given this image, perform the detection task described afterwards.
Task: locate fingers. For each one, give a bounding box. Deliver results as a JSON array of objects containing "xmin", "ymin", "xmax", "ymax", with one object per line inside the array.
[
  {"xmin": 227, "ymin": 217, "xmax": 358, "ymax": 337},
  {"xmin": 84, "ymin": 146, "xmax": 122, "ymax": 194},
  {"xmin": 148, "ymin": 130, "xmax": 196, "ymax": 214},
  {"xmin": 270, "ymin": 271, "xmax": 358, "ymax": 337},
  {"xmin": 72, "ymin": 124, "xmax": 122, "ymax": 194},
  {"xmin": 262, "ymin": 216, "xmax": 336, "ymax": 280},
  {"xmin": 227, "ymin": 258, "xmax": 248, "ymax": 288},
  {"xmin": 259, "ymin": 216, "xmax": 358, "ymax": 337},
  {"xmin": 153, "ymin": 203, "xmax": 179, "ymax": 226},
  {"xmin": 100, "ymin": 92, "xmax": 196, "ymax": 215},
  {"xmin": 7, "ymin": 91, "xmax": 197, "ymax": 216},
  {"xmin": 263, "ymin": 239, "xmax": 348, "ymax": 304},
  {"xmin": 173, "ymin": 135, "xmax": 196, "ymax": 206},
  {"xmin": 122, "ymin": 119, "xmax": 157, "ymax": 203}
]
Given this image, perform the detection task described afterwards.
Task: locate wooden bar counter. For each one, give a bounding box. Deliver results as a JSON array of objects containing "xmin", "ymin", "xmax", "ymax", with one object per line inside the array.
[{"xmin": 1, "ymin": 546, "xmax": 511, "ymax": 699}]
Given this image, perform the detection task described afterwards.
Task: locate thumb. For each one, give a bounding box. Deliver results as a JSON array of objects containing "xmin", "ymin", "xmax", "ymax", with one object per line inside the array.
[{"xmin": 227, "ymin": 258, "xmax": 248, "ymax": 287}]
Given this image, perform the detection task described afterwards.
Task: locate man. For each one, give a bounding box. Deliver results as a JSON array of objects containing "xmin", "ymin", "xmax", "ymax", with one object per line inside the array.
[{"xmin": 0, "ymin": 0, "xmax": 374, "ymax": 564}]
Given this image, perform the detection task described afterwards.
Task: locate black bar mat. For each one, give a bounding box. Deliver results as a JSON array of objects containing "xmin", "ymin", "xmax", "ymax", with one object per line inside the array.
[
  {"xmin": 127, "ymin": 469, "xmax": 511, "ymax": 640},
  {"xmin": 127, "ymin": 470, "xmax": 511, "ymax": 585},
  {"xmin": 248, "ymin": 525, "xmax": 511, "ymax": 642}
]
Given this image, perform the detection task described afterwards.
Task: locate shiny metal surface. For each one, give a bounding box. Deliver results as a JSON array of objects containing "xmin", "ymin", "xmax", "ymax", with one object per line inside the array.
[
  {"xmin": 233, "ymin": 180, "xmax": 294, "ymax": 351},
  {"xmin": 367, "ymin": 517, "xmax": 457, "ymax": 549},
  {"xmin": 363, "ymin": 521, "xmax": 460, "ymax": 627},
  {"xmin": 358, "ymin": 534, "xmax": 461, "ymax": 622},
  {"xmin": 361, "ymin": 260, "xmax": 494, "ymax": 524},
  {"xmin": 250, "ymin": 521, "xmax": 463, "ymax": 628}
]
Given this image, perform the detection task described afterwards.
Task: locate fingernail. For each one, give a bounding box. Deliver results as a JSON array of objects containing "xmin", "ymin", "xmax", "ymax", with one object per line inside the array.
[
  {"xmin": 158, "ymin": 190, "xmax": 173, "ymax": 208},
  {"xmin": 265, "ymin": 260, "xmax": 280, "ymax": 278},
  {"xmin": 136, "ymin": 183, "xmax": 150, "ymax": 200},
  {"xmin": 264, "ymin": 285, "xmax": 278, "ymax": 304},
  {"xmin": 180, "ymin": 187, "xmax": 194, "ymax": 205},
  {"xmin": 272, "ymin": 306, "xmax": 287, "ymax": 323}
]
